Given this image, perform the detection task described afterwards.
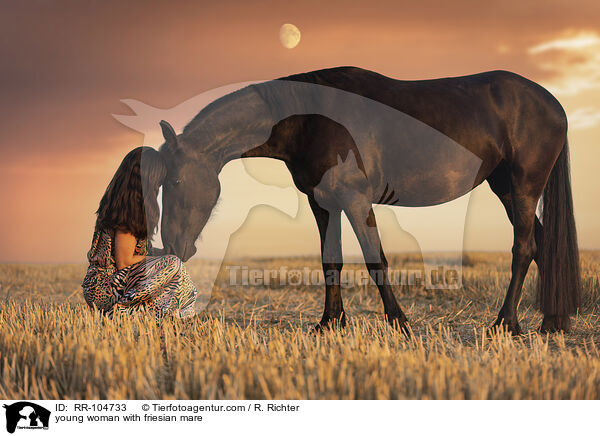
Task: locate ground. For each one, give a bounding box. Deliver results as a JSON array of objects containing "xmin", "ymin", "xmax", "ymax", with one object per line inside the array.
[{"xmin": 0, "ymin": 251, "xmax": 599, "ymax": 399}]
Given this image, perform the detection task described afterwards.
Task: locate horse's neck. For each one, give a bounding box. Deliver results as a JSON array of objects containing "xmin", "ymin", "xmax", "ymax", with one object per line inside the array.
[{"xmin": 182, "ymin": 84, "xmax": 280, "ymax": 171}]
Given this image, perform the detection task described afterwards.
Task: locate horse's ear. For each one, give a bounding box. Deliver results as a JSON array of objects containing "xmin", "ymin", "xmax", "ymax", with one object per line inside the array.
[{"xmin": 160, "ymin": 120, "xmax": 178, "ymax": 148}]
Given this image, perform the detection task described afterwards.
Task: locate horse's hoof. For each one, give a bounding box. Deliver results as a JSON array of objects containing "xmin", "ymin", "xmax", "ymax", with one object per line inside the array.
[
  {"xmin": 489, "ymin": 319, "xmax": 523, "ymax": 336},
  {"xmin": 387, "ymin": 315, "xmax": 411, "ymax": 337},
  {"xmin": 539, "ymin": 315, "xmax": 571, "ymax": 333},
  {"xmin": 312, "ymin": 323, "xmax": 329, "ymax": 335},
  {"xmin": 311, "ymin": 322, "xmax": 344, "ymax": 335},
  {"xmin": 312, "ymin": 313, "xmax": 346, "ymax": 334}
]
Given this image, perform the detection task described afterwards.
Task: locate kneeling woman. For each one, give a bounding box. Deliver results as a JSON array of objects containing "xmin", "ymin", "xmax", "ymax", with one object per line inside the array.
[{"xmin": 82, "ymin": 146, "xmax": 197, "ymax": 319}]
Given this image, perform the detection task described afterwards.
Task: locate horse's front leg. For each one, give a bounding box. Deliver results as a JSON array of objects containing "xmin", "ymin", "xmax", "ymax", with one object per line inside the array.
[
  {"xmin": 344, "ymin": 194, "xmax": 410, "ymax": 335},
  {"xmin": 308, "ymin": 196, "xmax": 345, "ymax": 331}
]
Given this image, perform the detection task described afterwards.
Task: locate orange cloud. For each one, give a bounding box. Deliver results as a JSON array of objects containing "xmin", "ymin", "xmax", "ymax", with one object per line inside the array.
[{"xmin": 529, "ymin": 30, "xmax": 600, "ymax": 95}]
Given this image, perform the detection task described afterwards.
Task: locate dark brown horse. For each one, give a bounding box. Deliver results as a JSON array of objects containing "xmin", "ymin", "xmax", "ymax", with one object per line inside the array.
[{"xmin": 155, "ymin": 66, "xmax": 580, "ymax": 334}]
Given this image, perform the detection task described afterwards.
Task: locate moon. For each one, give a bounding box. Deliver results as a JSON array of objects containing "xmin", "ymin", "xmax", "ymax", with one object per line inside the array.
[{"xmin": 279, "ymin": 23, "xmax": 301, "ymax": 49}]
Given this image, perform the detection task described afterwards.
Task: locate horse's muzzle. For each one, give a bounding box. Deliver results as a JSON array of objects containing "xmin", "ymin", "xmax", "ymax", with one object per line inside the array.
[{"xmin": 181, "ymin": 242, "xmax": 197, "ymax": 262}]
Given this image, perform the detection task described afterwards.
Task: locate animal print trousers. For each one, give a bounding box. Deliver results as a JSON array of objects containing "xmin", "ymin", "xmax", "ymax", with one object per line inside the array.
[{"xmin": 105, "ymin": 255, "xmax": 198, "ymax": 319}]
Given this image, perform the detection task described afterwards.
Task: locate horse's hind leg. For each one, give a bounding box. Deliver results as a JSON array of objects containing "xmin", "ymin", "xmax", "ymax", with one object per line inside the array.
[
  {"xmin": 487, "ymin": 166, "xmax": 543, "ymax": 263},
  {"xmin": 487, "ymin": 167, "xmax": 541, "ymax": 335},
  {"xmin": 308, "ymin": 195, "xmax": 346, "ymax": 330},
  {"xmin": 343, "ymin": 193, "xmax": 409, "ymax": 334}
]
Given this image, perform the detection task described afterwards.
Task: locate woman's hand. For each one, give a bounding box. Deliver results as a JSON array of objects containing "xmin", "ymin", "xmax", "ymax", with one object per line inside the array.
[{"xmin": 114, "ymin": 230, "xmax": 146, "ymax": 270}]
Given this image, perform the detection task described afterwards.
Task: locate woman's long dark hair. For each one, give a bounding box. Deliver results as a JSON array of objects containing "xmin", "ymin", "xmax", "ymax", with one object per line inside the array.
[{"xmin": 95, "ymin": 146, "xmax": 166, "ymax": 239}]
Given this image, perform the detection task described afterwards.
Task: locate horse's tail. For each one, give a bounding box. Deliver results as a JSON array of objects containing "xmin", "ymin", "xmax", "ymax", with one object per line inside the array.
[{"xmin": 537, "ymin": 137, "xmax": 581, "ymax": 331}]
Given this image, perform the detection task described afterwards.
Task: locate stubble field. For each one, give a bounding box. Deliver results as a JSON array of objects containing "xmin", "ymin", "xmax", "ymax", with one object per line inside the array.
[{"xmin": 0, "ymin": 251, "xmax": 599, "ymax": 399}]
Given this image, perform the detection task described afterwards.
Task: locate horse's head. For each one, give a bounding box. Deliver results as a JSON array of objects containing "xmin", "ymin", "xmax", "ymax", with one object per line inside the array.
[{"xmin": 158, "ymin": 120, "xmax": 221, "ymax": 261}]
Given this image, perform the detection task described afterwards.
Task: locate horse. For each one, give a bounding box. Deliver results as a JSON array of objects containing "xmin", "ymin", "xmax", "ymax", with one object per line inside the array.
[{"xmin": 155, "ymin": 66, "xmax": 580, "ymax": 335}]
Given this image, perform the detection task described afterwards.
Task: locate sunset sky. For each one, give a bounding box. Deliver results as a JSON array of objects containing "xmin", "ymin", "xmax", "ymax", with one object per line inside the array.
[{"xmin": 1, "ymin": 0, "xmax": 599, "ymax": 263}]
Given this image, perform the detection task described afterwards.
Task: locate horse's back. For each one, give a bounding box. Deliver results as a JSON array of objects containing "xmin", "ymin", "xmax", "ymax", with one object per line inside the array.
[
  {"xmin": 278, "ymin": 67, "xmax": 564, "ymax": 125},
  {"xmin": 275, "ymin": 67, "xmax": 567, "ymax": 206}
]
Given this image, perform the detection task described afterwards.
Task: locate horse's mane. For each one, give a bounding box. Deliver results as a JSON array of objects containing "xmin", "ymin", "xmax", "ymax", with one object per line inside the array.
[
  {"xmin": 182, "ymin": 86, "xmax": 254, "ymax": 137},
  {"xmin": 180, "ymin": 66, "xmax": 383, "ymax": 139}
]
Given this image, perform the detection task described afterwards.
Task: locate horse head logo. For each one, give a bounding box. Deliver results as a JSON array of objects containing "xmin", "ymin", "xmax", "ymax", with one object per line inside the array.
[
  {"xmin": 3, "ymin": 402, "xmax": 51, "ymax": 433},
  {"xmin": 113, "ymin": 77, "xmax": 480, "ymax": 318}
]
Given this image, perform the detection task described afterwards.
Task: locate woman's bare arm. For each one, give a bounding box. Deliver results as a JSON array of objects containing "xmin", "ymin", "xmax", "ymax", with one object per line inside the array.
[{"xmin": 114, "ymin": 230, "xmax": 146, "ymax": 270}]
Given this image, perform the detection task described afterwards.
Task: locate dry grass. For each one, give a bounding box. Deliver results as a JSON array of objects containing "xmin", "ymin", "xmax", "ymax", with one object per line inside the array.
[{"xmin": 0, "ymin": 251, "xmax": 599, "ymax": 399}]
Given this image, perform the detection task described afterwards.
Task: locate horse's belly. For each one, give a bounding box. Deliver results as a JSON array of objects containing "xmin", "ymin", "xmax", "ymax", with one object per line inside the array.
[
  {"xmin": 384, "ymin": 172, "xmax": 477, "ymax": 207},
  {"xmin": 375, "ymin": 141, "xmax": 484, "ymax": 207}
]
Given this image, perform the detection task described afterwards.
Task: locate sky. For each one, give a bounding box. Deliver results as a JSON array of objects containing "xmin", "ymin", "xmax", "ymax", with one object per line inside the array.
[{"xmin": 0, "ymin": 0, "xmax": 599, "ymax": 263}]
